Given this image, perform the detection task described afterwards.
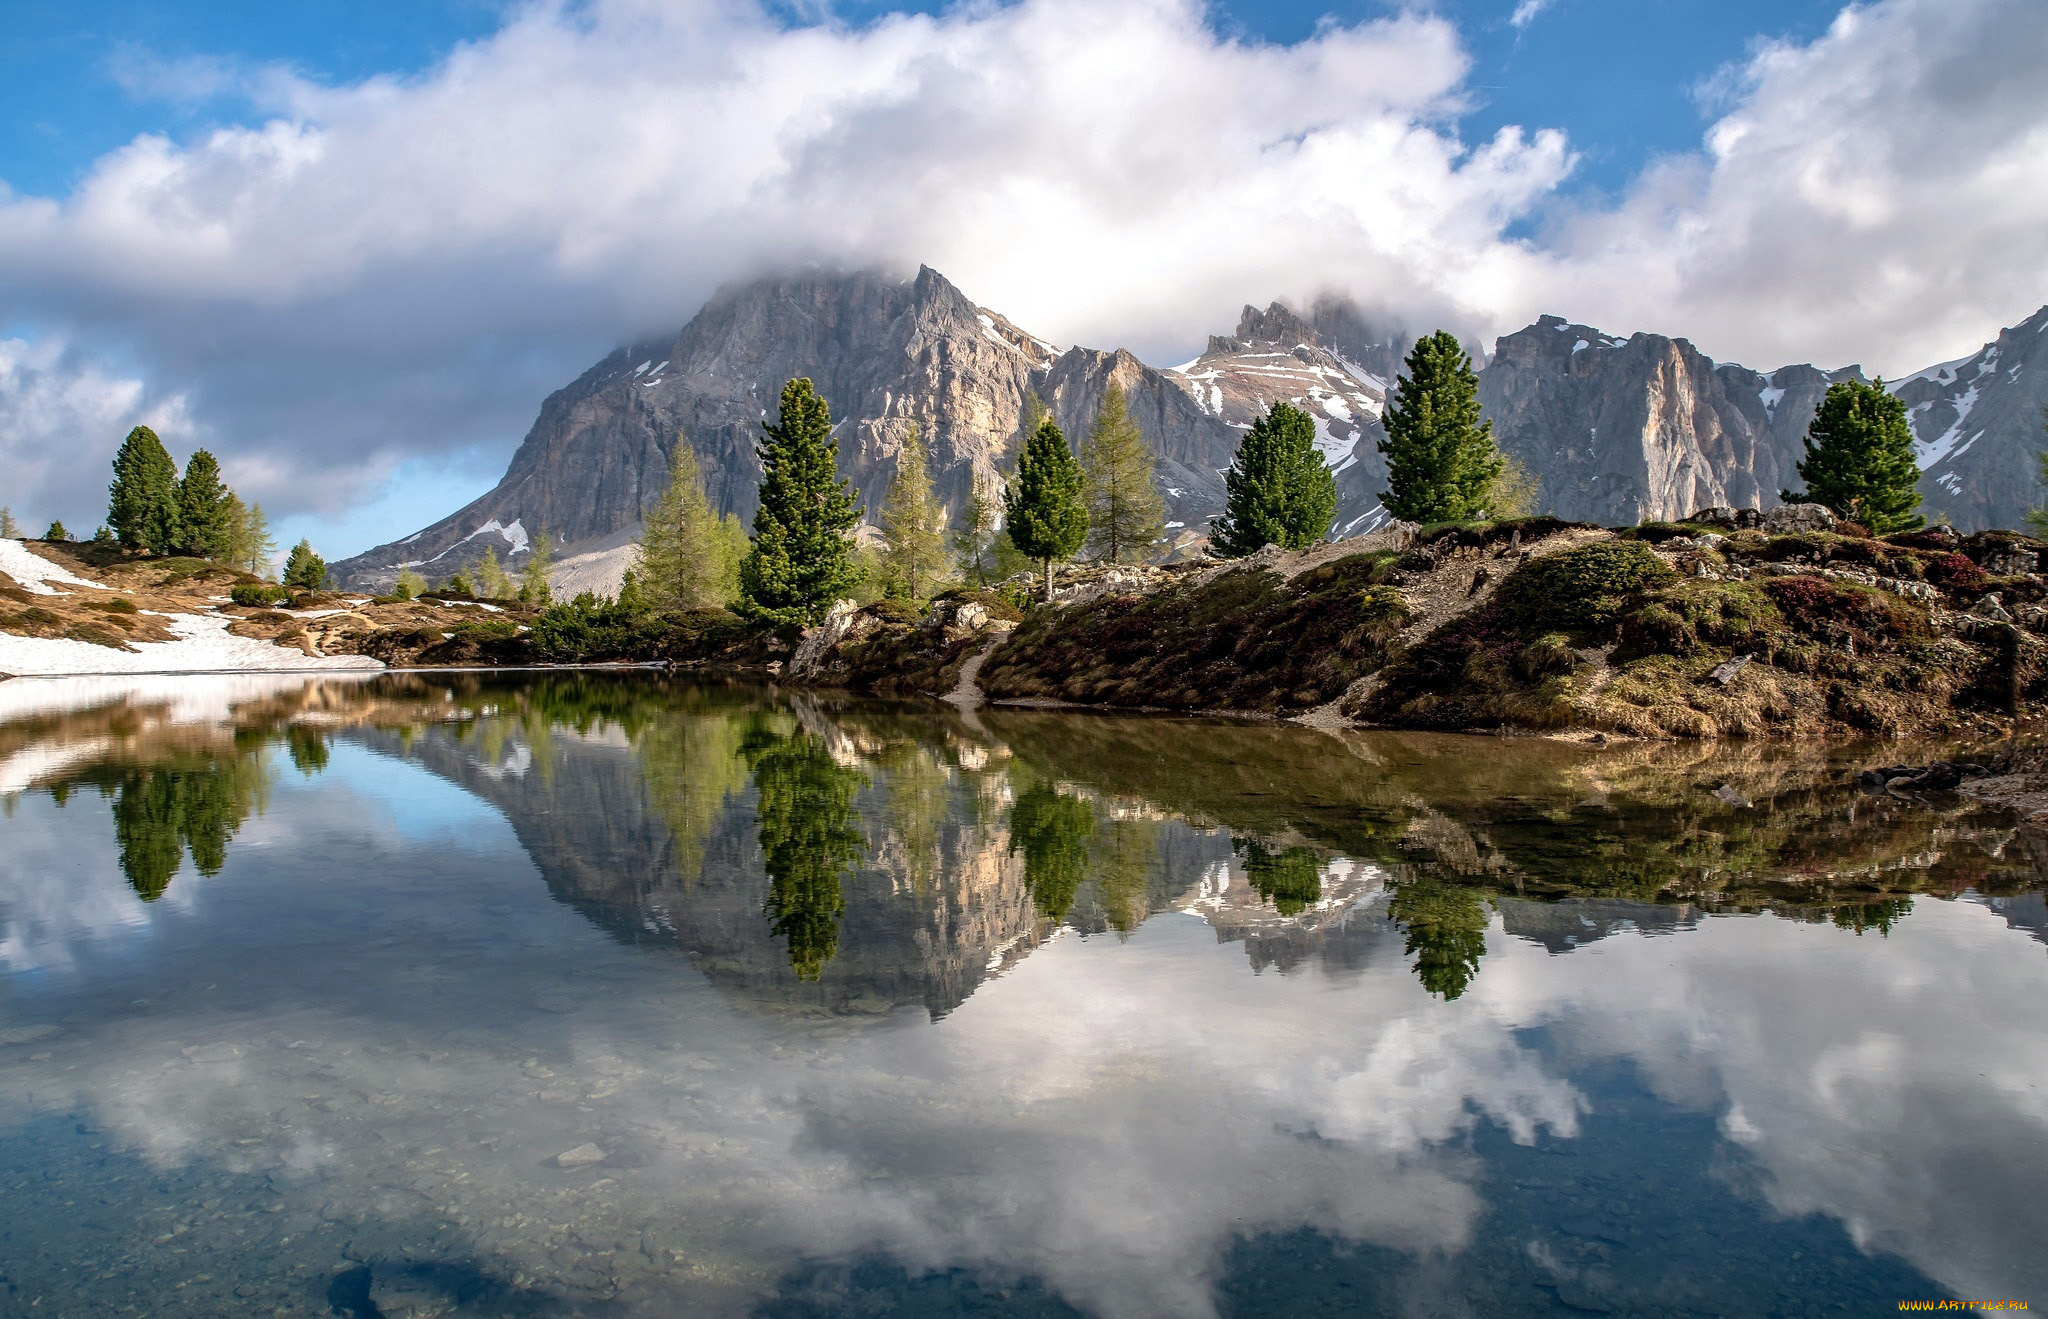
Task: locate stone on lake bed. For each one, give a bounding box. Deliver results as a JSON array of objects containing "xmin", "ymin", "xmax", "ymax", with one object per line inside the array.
[{"xmin": 553, "ymin": 1143, "xmax": 605, "ymax": 1168}]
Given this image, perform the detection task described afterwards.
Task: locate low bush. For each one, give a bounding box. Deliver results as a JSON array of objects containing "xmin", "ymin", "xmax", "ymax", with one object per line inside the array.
[
  {"xmin": 1761, "ymin": 575, "xmax": 1929, "ymax": 647},
  {"xmin": 85, "ymin": 598, "xmax": 139, "ymax": 614},
  {"xmin": 1507, "ymin": 541, "xmax": 1674, "ymax": 634},
  {"xmin": 230, "ymin": 583, "xmax": 294, "ymax": 608},
  {"xmin": 1923, "ymin": 552, "xmax": 1989, "ymax": 593}
]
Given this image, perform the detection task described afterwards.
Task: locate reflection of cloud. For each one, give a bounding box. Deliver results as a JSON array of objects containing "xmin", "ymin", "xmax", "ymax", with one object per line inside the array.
[
  {"xmin": 1474, "ymin": 899, "xmax": 2048, "ymax": 1300},
  {"xmin": 2, "ymin": 751, "xmax": 2045, "ymax": 1314}
]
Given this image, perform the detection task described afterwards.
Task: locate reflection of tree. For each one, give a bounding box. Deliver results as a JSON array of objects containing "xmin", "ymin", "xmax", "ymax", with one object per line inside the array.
[
  {"xmin": 1009, "ymin": 784, "xmax": 1095, "ymax": 922},
  {"xmin": 880, "ymin": 743, "xmax": 951, "ymax": 896},
  {"xmin": 1242, "ymin": 841, "xmax": 1323, "ymax": 916},
  {"xmin": 1832, "ymin": 897, "xmax": 1913, "ymax": 936},
  {"xmin": 1092, "ymin": 815, "xmax": 1159, "ymax": 934},
  {"xmin": 110, "ymin": 761, "xmax": 270, "ymax": 901},
  {"xmin": 286, "ymin": 726, "xmax": 329, "ymax": 775},
  {"xmin": 745, "ymin": 726, "xmax": 867, "ymax": 981},
  {"xmin": 635, "ymin": 708, "xmax": 752, "ymax": 887},
  {"xmin": 1389, "ymin": 880, "xmax": 1490, "ymax": 1000}
]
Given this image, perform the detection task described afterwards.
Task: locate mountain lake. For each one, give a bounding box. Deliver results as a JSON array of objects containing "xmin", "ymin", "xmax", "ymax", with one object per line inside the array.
[{"xmin": 0, "ymin": 671, "xmax": 2043, "ymax": 1317}]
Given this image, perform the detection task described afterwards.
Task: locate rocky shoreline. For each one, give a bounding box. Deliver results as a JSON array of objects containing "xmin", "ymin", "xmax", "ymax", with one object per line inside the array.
[{"xmin": 10, "ymin": 509, "xmax": 2048, "ymax": 743}]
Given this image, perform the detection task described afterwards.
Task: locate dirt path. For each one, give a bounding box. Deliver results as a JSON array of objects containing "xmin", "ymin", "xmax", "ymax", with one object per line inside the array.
[
  {"xmin": 1293, "ymin": 527, "xmax": 1610, "ymax": 730},
  {"xmin": 943, "ymin": 631, "xmax": 1011, "ymax": 709}
]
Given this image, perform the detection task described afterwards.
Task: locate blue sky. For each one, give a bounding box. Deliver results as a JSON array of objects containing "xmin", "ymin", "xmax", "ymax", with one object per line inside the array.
[{"xmin": 1, "ymin": 0, "xmax": 2039, "ymax": 559}]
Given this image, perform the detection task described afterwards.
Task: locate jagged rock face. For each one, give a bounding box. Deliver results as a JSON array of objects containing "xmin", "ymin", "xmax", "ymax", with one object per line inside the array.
[
  {"xmin": 1894, "ymin": 305, "xmax": 2048, "ymax": 531},
  {"xmin": 1163, "ymin": 300, "xmax": 1406, "ymax": 537},
  {"xmin": 333, "ymin": 266, "xmax": 1237, "ymax": 590},
  {"xmin": 331, "ymin": 267, "xmax": 2048, "ymax": 591},
  {"xmin": 1478, "ymin": 315, "xmax": 1863, "ymax": 528}
]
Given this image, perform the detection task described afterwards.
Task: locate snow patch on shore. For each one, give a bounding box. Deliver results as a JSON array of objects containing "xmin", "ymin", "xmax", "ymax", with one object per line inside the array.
[
  {"xmin": 0, "ymin": 613, "xmax": 384, "ymax": 677},
  {"xmin": 0, "ymin": 539, "xmax": 108, "ymax": 596}
]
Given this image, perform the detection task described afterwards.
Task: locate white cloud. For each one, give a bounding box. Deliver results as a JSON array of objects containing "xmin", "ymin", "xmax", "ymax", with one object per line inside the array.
[
  {"xmin": 0, "ymin": 0, "xmax": 2043, "ymax": 548},
  {"xmin": 1509, "ymin": 0, "xmax": 1555, "ymax": 31},
  {"xmin": 0, "ymin": 336, "xmax": 193, "ymax": 532},
  {"xmin": 1534, "ymin": 0, "xmax": 2048, "ymax": 374}
]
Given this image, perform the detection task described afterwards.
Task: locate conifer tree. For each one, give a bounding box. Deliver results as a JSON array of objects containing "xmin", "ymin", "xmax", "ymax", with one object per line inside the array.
[
  {"xmin": 282, "ymin": 539, "xmax": 326, "ymax": 589},
  {"xmin": 639, "ymin": 442, "xmax": 740, "ymax": 612},
  {"xmin": 394, "ymin": 566, "xmax": 427, "ymax": 599},
  {"xmin": 445, "ymin": 571, "xmax": 475, "ymax": 596},
  {"xmin": 1080, "ymin": 385, "xmax": 1166, "ymax": 562},
  {"xmin": 1210, "ymin": 402, "xmax": 1336, "ymax": 557},
  {"xmin": 1005, "ymin": 416, "xmax": 1089, "ymax": 600},
  {"xmin": 745, "ymin": 725, "xmax": 865, "ymax": 981},
  {"xmin": 44, "ymin": 520, "xmax": 69, "ymax": 542},
  {"xmin": 175, "ymin": 449, "xmax": 234, "ymax": 558},
  {"xmin": 0, "ymin": 507, "xmax": 17, "ymax": 537},
  {"xmin": 1782, "ymin": 378, "xmax": 1924, "ymax": 533},
  {"xmin": 519, "ymin": 529, "xmax": 555, "ymax": 604},
  {"xmin": 877, "ymin": 423, "xmax": 949, "ymax": 601},
  {"xmin": 1378, "ymin": 331, "xmax": 1501, "ymax": 524},
  {"xmin": 220, "ymin": 499, "xmax": 275, "ymax": 576},
  {"xmin": 475, "ymin": 544, "xmax": 513, "ymax": 600},
  {"xmin": 739, "ymin": 378, "xmax": 862, "ymax": 626},
  {"xmin": 108, "ymin": 425, "xmax": 182, "ymax": 553},
  {"xmin": 952, "ymin": 491, "xmax": 1001, "ymax": 588}
]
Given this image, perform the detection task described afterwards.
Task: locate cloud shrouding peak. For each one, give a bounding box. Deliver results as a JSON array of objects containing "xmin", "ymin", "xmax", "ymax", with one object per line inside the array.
[{"xmin": 0, "ymin": 0, "xmax": 2044, "ymax": 548}]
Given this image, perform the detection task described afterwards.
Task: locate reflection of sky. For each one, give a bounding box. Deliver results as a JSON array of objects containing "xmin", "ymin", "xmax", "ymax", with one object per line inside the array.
[
  {"xmin": 1, "ymin": 729, "xmax": 2045, "ymax": 1316},
  {"xmin": 305, "ymin": 741, "xmax": 512, "ymax": 843}
]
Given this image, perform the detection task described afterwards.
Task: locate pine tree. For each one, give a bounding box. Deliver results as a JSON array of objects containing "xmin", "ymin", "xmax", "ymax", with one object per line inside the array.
[
  {"xmin": 0, "ymin": 507, "xmax": 18, "ymax": 538},
  {"xmin": 1210, "ymin": 402, "xmax": 1337, "ymax": 557},
  {"xmin": 108, "ymin": 425, "xmax": 182, "ymax": 553},
  {"xmin": 1783, "ymin": 378, "xmax": 1924, "ymax": 533},
  {"xmin": 1378, "ymin": 331, "xmax": 1502, "ymax": 524},
  {"xmin": 1009, "ymin": 783, "xmax": 1095, "ymax": 922},
  {"xmin": 475, "ymin": 545, "xmax": 512, "ymax": 600},
  {"xmin": 738, "ymin": 378, "xmax": 862, "ymax": 626},
  {"xmin": 282, "ymin": 539, "xmax": 327, "ymax": 590},
  {"xmin": 175, "ymin": 449, "xmax": 234, "ymax": 558},
  {"xmin": 394, "ymin": 566, "xmax": 427, "ymax": 599},
  {"xmin": 519, "ymin": 529, "xmax": 555, "ymax": 604},
  {"xmin": 1005, "ymin": 415, "xmax": 1089, "ymax": 600},
  {"xmin": 445, "ymin": 571, "xmax": 476, "ymax": 596},
  {"xmin": 44, "ymin": 520, "xmax": 69, "ymax": 542},
  {"xmin": 877, "ymin": 423, "xmax": 949, "ymax": 601},
  {"xmin": 1080, "ymin": 385, "xmax": 1166, "ymax": 562},
  {"xmin": 638, "ymin": 442, "xmax": 740, "ymax": 612}
]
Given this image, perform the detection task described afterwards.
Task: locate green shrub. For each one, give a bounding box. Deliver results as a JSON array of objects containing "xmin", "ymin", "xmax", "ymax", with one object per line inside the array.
[
  {"xmin": 229, "ymin": 583, "xmax": 294, "ymax": 608},
  {"xmin": 1615, "ymin": 581, "xmax": 1776, "ymax": 659},
  {"xmin": 1509, "ymin": 541, "xmax": 1674, "ymax": 633},
  {"xmin": 85, "ymin": 598, "xmax": 139, "ymax": 615}
]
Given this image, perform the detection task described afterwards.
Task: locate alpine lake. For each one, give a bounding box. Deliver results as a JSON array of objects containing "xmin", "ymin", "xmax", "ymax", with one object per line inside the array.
[{"xmin": 1, "ymin": 671, "xmax": 2043, "ymax": 1319}]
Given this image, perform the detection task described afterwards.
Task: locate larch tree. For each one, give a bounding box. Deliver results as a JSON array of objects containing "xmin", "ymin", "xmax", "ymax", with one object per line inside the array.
[
  {"xmin": 475, "ymin": 545, "xmax": 513, "ymax": 600},
  {"xmin": 108, "ymin": 425, "xmax": 182, "ymax": 553},
  {"xmin": 0, "ymin": 508, "xmax": 18, "ymax": 538},
  {"xmin": 1004, "ymin": 415, "xmax": 1089, "ymax": 601},
  {"xmin": 175, "ymin": 449, "xmax": 234, "ymax": 559},
  {"xmin": 1080, "ymin": 385, "xmax": 1166, "ymax": 563},
  {"xmin": 877, "ymin": 423, "xmax": 949, "ymax": 602},
  {"xmin": 952, "ymin": 491, "xmax": 1001, "ymax": 588},
  {"xmin": 1378, "ymin": 331, "xmax": 1502, "ymax": 524},
  {"xmin": 639, "ymin": 442, "xmax": 741, "ymax": 612},
  {"xmin": 1210, "ymin": 402, "xmax": 1336, "ymax": 557},
  {"xmin": 220, "ymin": 498, "xmax": 276, "ymax": 577},
  {"xmin": 1783, "ymin": 378, "xmax": 1924, "ymax": 533},
  {"xmin": 519, "ymin": 529, "xmax": 556, "ymax": 604},
  {"xmin": 738, "ymin": 378, "xmax": 862, "ymax": 626},
  {"xmin": 394, "ymin": 566, "xmax": 428, "ymax": 599}
]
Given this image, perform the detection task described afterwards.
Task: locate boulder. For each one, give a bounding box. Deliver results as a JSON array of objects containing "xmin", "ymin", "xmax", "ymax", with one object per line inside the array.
[{"xmin": 1763, "ymin": 503, "xmax": 1837, "ymax": 534}]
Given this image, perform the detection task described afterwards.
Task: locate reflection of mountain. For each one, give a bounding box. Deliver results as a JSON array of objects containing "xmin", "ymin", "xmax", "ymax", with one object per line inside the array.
[
  {"xmin": 365, "ymin": 717, "xmax": 1050, "ymax": 1020},
  {"xmin": 1495, "ymin": 897, "xmax": 1701, "ymax": 953}
]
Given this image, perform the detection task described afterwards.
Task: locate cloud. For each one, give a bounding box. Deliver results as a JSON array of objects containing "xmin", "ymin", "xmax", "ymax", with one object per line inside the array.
[
  {"xmin": 1509, "ymin": 0, "xmax": 1555, "ymax": 31},
  {"xmin": 0, "ymin": 0, "xmax": 2043, "ymax": 549},
  {"xmin": 0, "ymin": 336, "xmax": 193, "ymax": 532},
  {"xmin": 1533, "ymin": 0, "xmax": 2048, "ymax": 373}
]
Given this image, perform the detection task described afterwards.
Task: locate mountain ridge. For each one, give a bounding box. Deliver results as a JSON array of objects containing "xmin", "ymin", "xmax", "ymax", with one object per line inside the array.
[{"xmin": 331, "ymin": 267, "xmax": 2048, "ymax": 592}]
